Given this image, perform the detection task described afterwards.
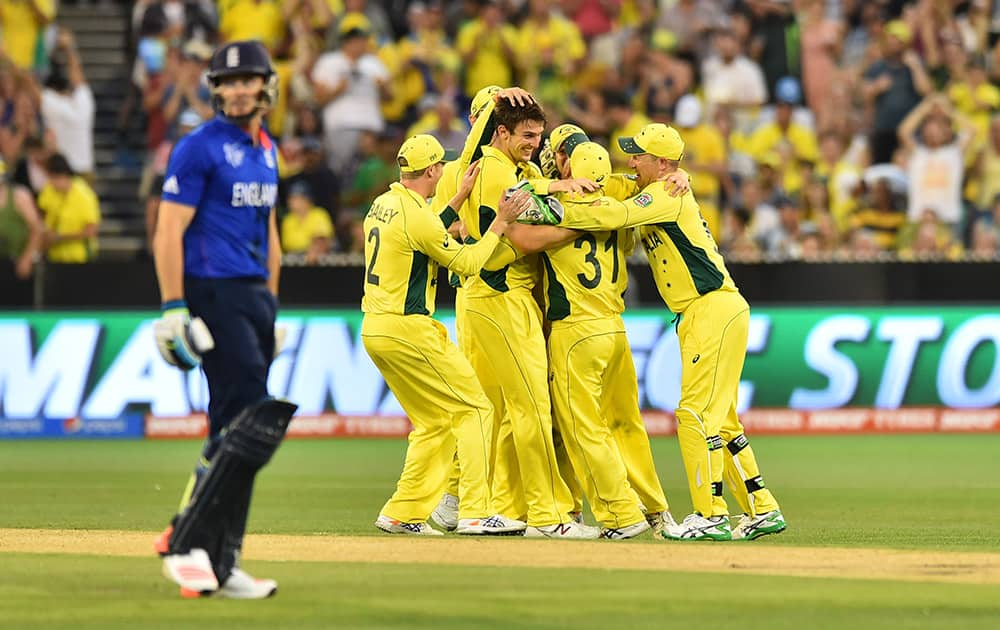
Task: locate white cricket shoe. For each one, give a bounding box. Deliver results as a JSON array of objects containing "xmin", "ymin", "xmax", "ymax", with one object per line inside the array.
[
  {"xmin": 663, "ymin": 513, "xmax": 732, "ymax": 541},
  {"xmin": 645, "ymin": 510, "xmax": 677, "ymax": 537},
  {"xmin": 429, "ymin": 493, "xmax": 459, "ymax": 531},
  {"xmin": 215, "ymin": 568, "xmax": 277, "ymax": 599},
  {"xmin": 162, "ymin": 548, "xmax": 218, "ymax": 593},
  {"xmin": 600, "ymin": 519, "xmax": 651, "ymax": 540},
  {"xmin": 375, "ymin": 514, "xmax": 444, "ymax": 536},
  {"xmin": 523, "ymin": 521, "xmax": 600, "ymax": 539},
  {"xmin": 732, "ymin": 509, "xmax": 787, "ymax": 541},
  {"xmin": 456, "ymin": 514, "xmax": 527, "ymax": 535}
]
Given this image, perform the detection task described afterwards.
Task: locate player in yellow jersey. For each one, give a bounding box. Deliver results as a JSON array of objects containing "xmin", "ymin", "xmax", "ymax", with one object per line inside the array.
[
  {"xmin": 427, "ymin": 84, "xmax": 538, "ymax": 531},
  {"xmin": 497, "ymin": 144, "xmax": 689, "ymax": 538},
  {"xmin": 362, "ymin": 134, "xmax": 529, "ymax": 536},
  {"xmin": 458, "ymin": 99, "xmax": 600, "ymax": 538},
  {"xmin": 538, "ymin": 142, "xmax": 665, "ymax": 539},
  {"xmin": 532, "ymin": 130, "xmax": 684, "ymax": 535},
  {"xmin": 548, "ymin": 124, "xmax": 786, "ymax": 541}
]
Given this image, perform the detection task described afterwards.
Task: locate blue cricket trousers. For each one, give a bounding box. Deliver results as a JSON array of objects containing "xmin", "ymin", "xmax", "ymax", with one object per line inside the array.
[{"xmin": 185, "ymin": 276, "xmax": 277, "ymax": 460}]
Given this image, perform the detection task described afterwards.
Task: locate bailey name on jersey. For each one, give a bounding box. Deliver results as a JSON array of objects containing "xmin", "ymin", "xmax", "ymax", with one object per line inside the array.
[
  {"xmin": 368, "ymin": 202, "xmax": 399, "ymax": 224},
  {"xmin": 231, "ymin": 182, "xmax": 278, "ymax": 207}
]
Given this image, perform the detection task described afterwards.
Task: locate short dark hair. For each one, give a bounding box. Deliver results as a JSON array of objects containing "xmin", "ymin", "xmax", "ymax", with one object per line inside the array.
[
  {"xmin": 45, "ymin": 153, "xmax": 74, "ymax": 176},
  {"xmin": 493, "ymin": 99, "xmax": 546, "ymax": 135}
]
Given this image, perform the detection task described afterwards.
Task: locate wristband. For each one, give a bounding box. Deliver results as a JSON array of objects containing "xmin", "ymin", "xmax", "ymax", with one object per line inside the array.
[
  {"xmin": 161, "ymin": 299, "xmax": 188, "ymax": 314},
  {"xmin": 439, "ymin": 205, "xmax": 459, "ymax": 227}
]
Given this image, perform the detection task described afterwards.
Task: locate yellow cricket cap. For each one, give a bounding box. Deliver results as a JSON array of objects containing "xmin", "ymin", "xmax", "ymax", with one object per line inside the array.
[
  {"xmin": 885, "ymin": 20, "xmax": 912, "ymax": 45},
  {"xmin": 549, "ymin": 123, "xmax": 589, "ymax": 156},
  {"xmin": 569, "ymin": 142, "xmax": 611, "ymax": 186},
  {"xmin": 340, "ymin": 12, "xmax": 371, "ymax": 36},
  {"xmin": 397, "ymin": 134, "xmax": 457, "ymax": 172},
  {"xmin": 617, "ymin": 123, "xmax": 685, "ymax": 161},
  {"xmin": 470, "ymin": 85, "xmax": 502, "ymax": 119}
]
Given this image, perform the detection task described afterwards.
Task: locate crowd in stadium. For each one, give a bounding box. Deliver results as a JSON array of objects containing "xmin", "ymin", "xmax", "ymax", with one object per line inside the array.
[{"xmin": 3, "ymin": 0, "xmax": 1000, "ymax": 274}]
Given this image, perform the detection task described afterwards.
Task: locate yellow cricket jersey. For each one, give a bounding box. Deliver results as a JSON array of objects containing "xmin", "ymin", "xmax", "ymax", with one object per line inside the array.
[
  {"xmin": 362, "ymin": 182, "xmax": 509, "ymax": 316},
  {"xmin": 560, "ymin": 183, "xmax": 737, "ymax": 314},
  {"xmin": 463, "ymin": 145, "xmax": 540, "ymax": 297},
  {"xmin": 540, "ymin": 195, "xmax": 631, "ymax": 323}
]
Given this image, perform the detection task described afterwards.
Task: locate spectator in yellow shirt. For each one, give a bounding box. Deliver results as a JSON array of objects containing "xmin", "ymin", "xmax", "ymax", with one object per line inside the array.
[
  {"xmin": 281, "ymin": 180, "xmax": 334, "ymax": 263},
  {"xmin": 37, "ymin": 154, "xmax": 100, "ymax": 263},
  {"xmin": 850, "ymin": 178, "xmax": 907, "ymax": 251},
  {"xmin": 948, "ymin": 57, "xmax": 999, "ymax": 147},
  {"xmin": 673, "ymin": 94, "xmax": 727, "ymax": 238},
  {"xmin": 455, "ymin": 0, "xmax": 519, "ymax": 103},
  {"xmin": 394, "ymin": 3, "xmax": 459, "ymax": 117},
  {"xmin": 515, "ymin": 0, "xmax": 586, "ymax": 114},
  {"xmin": 218, "ymin": 0, "xmax": 285, "ymax": 49},
  {"xmin": 0, "ymin": 0, "xmax": 55, "ymax": 71},
  {"xmin": 744, "ymin": 77, "xmax": 819, "ymax": 195}
]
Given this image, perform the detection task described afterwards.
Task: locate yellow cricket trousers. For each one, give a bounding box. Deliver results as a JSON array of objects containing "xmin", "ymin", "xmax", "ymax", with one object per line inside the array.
[
  {"xmin": 673, "ymin": 290, "xmax": 778, "ymax": 518},
  {"xmin": 362, "ymin": 313, "xmax": 493, "ymax": 522},
  {"xmin": 600, "ymin": 333, "xmax": 670, "ymax": 516},
  {"xmin": 463, "ymin": 288, "xmax": 574, "ymax": 526},
  {"xmin": 548, "ymin": 317, "xmax": 646, "ymax": 528}
]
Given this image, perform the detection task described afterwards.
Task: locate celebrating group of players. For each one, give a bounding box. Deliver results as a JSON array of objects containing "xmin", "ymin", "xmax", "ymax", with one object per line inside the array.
[
  {"xmin": 361, "ymin": 85, "xmax": 788, "ymax": 542},
  {"xmin": 150, "ymin": 38, "xmax": 788, "ymax": 602}
]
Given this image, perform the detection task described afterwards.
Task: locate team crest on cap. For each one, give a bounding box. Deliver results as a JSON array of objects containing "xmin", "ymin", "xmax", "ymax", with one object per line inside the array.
[
  {"xmin": 224, "ymin": 142, "xmax": 245, "ymax": 168},
  {"xmin": 633, "ymin": 193, "xmax": 652, "ymax": 207},
  {"xmin": 227, "ymin": 46, "xmax": 240, "ymax": 68}
]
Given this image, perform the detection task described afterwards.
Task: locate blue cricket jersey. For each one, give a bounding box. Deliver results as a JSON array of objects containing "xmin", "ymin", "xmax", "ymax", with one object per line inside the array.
[{"xmin": 161, "ymin": 115, "xmax": 279, "ymax": 279}]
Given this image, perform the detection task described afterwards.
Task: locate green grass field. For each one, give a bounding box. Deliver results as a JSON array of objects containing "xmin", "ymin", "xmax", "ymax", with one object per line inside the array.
[{"xmin": 2, "ymin": 435, "xmax": 999, "ymax": 628}]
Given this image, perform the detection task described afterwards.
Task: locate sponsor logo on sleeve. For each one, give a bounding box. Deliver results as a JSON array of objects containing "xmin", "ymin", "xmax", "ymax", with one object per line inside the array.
[{"xmin": 162, "ymin": 176, "xmax": 180, "ymax": 195}]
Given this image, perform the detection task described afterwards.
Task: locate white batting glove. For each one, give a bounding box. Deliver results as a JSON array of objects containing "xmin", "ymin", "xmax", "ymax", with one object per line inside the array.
[{"xmin": 153, "ymin": 301, "xmax": 215, "ymax": 371}]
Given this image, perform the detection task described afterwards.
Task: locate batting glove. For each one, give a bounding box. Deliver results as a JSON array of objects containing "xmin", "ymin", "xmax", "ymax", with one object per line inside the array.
[
  {"xmin": 505, "ymin": 181, "xmax": 565, "ymax": 225},
  {"xmin": 154, "ymin": 300, "xmax": 215, "ymax": 371}
]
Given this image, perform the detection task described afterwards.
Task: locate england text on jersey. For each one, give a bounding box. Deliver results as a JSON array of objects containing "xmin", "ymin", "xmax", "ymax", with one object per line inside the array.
[{"xmin": 231, "ymin": 182, "xmax": 278, "ymax": 207}]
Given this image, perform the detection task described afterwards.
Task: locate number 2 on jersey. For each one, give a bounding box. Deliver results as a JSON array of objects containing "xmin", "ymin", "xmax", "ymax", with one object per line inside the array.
[{"xmin": 366, "ymin": 227, "xmax": 381, "ymax": 285}]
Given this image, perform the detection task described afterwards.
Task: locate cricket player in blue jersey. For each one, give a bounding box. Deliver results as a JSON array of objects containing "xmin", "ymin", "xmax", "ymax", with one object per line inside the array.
[{"xmin": 152, "ymin": 40, "xmax": 296, "ymax": 599}]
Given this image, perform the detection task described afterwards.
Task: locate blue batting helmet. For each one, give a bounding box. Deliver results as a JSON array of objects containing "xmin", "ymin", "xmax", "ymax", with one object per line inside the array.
[
  {"xmin": 207, "ymin": 40, "xmax": 274, "ymax": 83},
  {"xmin": 206, "ymin": 40, "xmax": 278, "ymax": 117}
]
